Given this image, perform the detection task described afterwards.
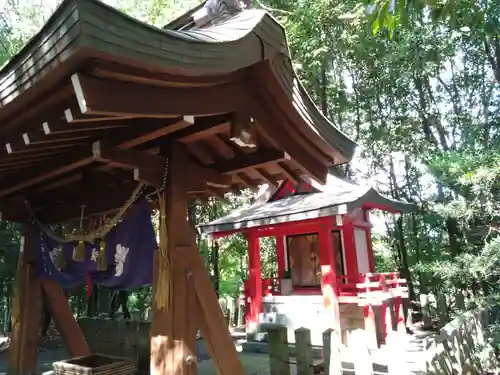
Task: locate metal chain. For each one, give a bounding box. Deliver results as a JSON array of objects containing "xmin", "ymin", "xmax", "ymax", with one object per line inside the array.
[{"xmin": 159, "ymin": 157, "xmax": 170, "ymax": 193}]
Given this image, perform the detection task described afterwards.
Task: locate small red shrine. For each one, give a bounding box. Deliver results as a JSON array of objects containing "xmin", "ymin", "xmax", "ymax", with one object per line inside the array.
[{"xmin": 200, "ymin": 171, "xmax": 416, "ymax": 348}]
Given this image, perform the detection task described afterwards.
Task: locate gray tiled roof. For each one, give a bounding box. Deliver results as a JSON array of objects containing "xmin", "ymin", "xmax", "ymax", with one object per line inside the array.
[{"xmin": 199, "ymin": 173, "xmax": 416, "ymax": 234}]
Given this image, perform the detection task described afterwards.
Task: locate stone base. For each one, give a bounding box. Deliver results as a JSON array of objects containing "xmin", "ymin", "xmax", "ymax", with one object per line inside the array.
[{"xmin": 260, "ymin": 295, "xmax": 377, "ymax": 346}]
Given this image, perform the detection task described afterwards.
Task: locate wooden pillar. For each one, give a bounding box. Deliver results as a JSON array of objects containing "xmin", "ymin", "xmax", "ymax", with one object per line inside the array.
[
  {"xmin": 364, "ymin": 227, "xmax": 375, "ymax": 273},
  {"xmin": 318, "ymin": 223, "xmax": 341, "ymax": 339},
  {"xmin": 8, "ymin": 224, "xmax": 42, "ymax": 375},
  {"xmin": 42, "ymin": 278, "xmax": 90, "ymax": 357},
  {"xmin": 341, "ymin": 220, "xmax": 359, "ymax": 281},
  {"xmin": 246, "ymin": 233, "xmax": 262, "ymax": 331},
  {"xmin": 275, "ymin": 236, "xmax": 285, "ymax": 281},
  {"xmin": 150, "ymin": 143, "xmax": 244, "ymax": 375}
]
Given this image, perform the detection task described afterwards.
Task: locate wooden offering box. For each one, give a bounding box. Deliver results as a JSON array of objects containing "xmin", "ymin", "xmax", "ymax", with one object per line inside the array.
[{"xmin": 53, "ymin": 354, "xmax": 136, "ymax": 375}]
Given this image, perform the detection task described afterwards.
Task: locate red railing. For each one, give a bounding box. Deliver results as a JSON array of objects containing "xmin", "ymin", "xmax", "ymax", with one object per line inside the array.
[
  {"xmin": 247, "ymin": 272, "xmax": 407, "ymax": 301},
  {"xmin": 337, "ymin": 272, "xmax": 408, "ymax": 301}
]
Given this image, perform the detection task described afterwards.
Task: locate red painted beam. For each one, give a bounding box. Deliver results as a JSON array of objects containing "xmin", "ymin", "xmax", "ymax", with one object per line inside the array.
[{"xmin": 210, "ymin": 216, "xmax": 340, "ymax": 239}]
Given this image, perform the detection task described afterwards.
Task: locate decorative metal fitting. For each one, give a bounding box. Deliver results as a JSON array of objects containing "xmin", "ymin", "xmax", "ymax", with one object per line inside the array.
[{"xmin": 185, "ymin": 355, "xmax": 196, "ymax": 365}]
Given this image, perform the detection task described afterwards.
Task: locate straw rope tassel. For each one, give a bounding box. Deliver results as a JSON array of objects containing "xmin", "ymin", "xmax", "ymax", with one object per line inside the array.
[
  {"xmin": 56, "ymin": 247, "xmax": 66, "ymax": 269},
  {"xmin": 154, "ymin": 190, "xmax": 173, "ymax": 311},
  {"xmin": 97, "ymin": 239, "xmax": 107, "ymax": 271},
  {"xmin": 73, "ymin": 241, "xmax": 86, "ymax": 262}
]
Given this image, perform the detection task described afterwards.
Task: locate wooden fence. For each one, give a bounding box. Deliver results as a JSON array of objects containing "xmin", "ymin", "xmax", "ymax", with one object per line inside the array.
[
  {"xmin": 219, "ymin": 296, "xmax": 245, "ymax": 328},
  {"xmin": 424, "ymin": 307, "xmax": 498, "ymax": 375},
  {"xmin": 264, "ymin": 324, "xmax": 413, "ymax": 375}
]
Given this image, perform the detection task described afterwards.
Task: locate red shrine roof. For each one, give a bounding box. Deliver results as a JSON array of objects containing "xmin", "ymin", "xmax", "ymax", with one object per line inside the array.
[{"xmin": 199, "ymin": 171, "xmax": 417, "ymax": 234}]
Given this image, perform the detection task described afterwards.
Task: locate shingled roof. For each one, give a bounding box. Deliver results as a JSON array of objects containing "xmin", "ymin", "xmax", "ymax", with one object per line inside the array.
[
  {"xmin": 199, "ymin": 172, "xmax": 417, "ymax": 234},
  {"xmin": 0, "ymin": 0, "xmax": 357, "ymax": 223}
]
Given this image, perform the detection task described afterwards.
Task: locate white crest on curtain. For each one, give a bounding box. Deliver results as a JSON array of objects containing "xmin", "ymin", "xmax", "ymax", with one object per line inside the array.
[
  {"xmin": 114, "ymin": 244, "xmax": 130, "ymax": 276},
  {"xmin": 48, "ymin": 247, "xmax": 58, "ymax": 265},
  {"xmin": 91, "ymin": 248, "xmax": 99, "ymax": 263}
]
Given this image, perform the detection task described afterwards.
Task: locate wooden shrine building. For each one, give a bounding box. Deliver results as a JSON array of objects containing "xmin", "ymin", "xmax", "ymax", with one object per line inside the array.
[
  {"xmin": 0, "ymin": 0, "xmax": 359, "ymax": 375},
  {"xmin": 200, "ymin": 171, "xmax": 416, "ymax": 348}
]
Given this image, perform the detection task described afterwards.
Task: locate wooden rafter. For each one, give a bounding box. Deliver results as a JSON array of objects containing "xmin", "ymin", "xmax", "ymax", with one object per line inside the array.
[
  {"xmin": 5, "ymin": 141, "xmax": 87, "ymax": 155},
  {"xmin": 0, "ymin": 87, "xmax": 73, "ymax": 138},
  {"xmin": 255, "ymin": 167, "xmax": 279, "ymax": 186},
  {"xmin": 213, "ymin": 148, "xmax": 286, "ymax": 174},
  {"xmin": 94, "ymin": 141, "xmax": 233, "ymax": 189},
  {"xmin": 22, "ymin": 133, "xmax": 92, "ymax": 147},
  {"xmin": 277, "ymin": 162, "xmax": 301, "ymax": 184},
  {"xmin": 64, "ymin": 103, "xmax": 136, "ymax": 123},
  {"xmin": 0, "ymin": 124, "xmax": 172, "ymax": 198},
  {"xmin": 243, "ymin": 74, "xmax": 329, "ymax": 184},
  {"xmin": 178, "ymin": 122, "xmax": 230, "ymax": 143},
  {"xmin": 42, "ymin": 119, "xmax": 128, "ymax": 135}
]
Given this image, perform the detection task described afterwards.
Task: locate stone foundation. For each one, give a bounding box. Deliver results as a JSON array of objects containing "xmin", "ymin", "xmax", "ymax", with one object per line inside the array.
[
  {"xmin": 339, "ymin": 304, "xmax": 365, "ymax": 344},
  {"xmin": 260, "ymin": 295, "xmax": 399, "ymax": 347}
]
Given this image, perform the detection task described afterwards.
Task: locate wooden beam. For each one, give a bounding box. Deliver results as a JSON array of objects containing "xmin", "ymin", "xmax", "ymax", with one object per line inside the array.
[
  {"xmin": 64, "ymin": 103, "xmax": 136, "ymax": 123},
  {"xmin": 8, "ymin": 225, "xmax": 42, "ymax": 375},
  {"xmin": 178, "ymin": 122, "xmax": 230, "ymax": 143},
  {"xmin": 151, "ymin": 143, "xmax": 197, "ymax": 375},
  {"xmin": 92, "ymin": 141, "xmax": 164, "ymax": 173},
  {"xmin": 186, "ymin": 143, "xmax": 215, "ymax": 164},
  {"xmin": 255, "ymin": 167, "xmax": 279, "ymax": 186},
  {"xmin": 0, "ymin": 149, "xmax": 71, "ymax": 165},
  {"xmin": 229, "ymin": 112, "xmax": 257, "ymax": 148},
  {"xmin": 0, "ymin": 121, "xmax": 187, "ymax": 198},
  {"xmin": 118, "ymin": 116, "xmax": 195, "ymax": 149},
  {"xmin": 41, "ymin": 279, "xmax": 90, "ymax": 357},
  {"xmin": 186, "ymin": 243, "xmax": 245, "ymax": 375},
  {"xmin": 23, "ymin": 132, "xmax": 91, "ymax": 146},
  {"xmin": 71, "ymin": 74, "xmax": 241, "ymax": 117},
  {"xmin": 45, "ymin": 118, "xmax": 129, "ymax": 135},
  {"xmin": 0, "ymin": 86, "xmax": 73, "ymax": 138},
  {"xmin": 244, "ymin": 72, "xmax": 329, "ymax": 184},
  {"xmin": 10, "ymin": 118, "xmax": 163, "ymax": 154},
  {"xmin": 213, "ymin": 148, "xmax": 286, "ymax": 174},
  {"xmin": 150, "ymin": 143, "xmax": 244, "ymax": 375},
  {"xmin": 236, "ymin": 173, "xmax": 258, "ymax": 192},
  {"xmin": 5, "ymin": 138, "xmax": 87, "ymax": 155},
  {"xmin": 93, "ymin": 140, "xmax": 232, "ymax": 189},
  {"xmin": 188, "ymin": 160, "xmax": 233, "ymax": 189},
  {"xmin": 277, "ymin": 162, "xmax": 301, "ymax": 184},
  {"xmin": 135, "ymin": 156, "xmax": 234, "ymax": 191},
  {"xmin": 208, "ymin": 136, "xmax": 236, "ymax": 159}
]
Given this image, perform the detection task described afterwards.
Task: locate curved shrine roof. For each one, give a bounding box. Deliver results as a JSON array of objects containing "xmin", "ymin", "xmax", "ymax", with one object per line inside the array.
[
  {"xmin": 0, "ymin": 0, "xmax": 356, "ymax": 223},
  {"xmin": 199, "ymin": 172, "xmax": 417, "ymax": 234}
]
